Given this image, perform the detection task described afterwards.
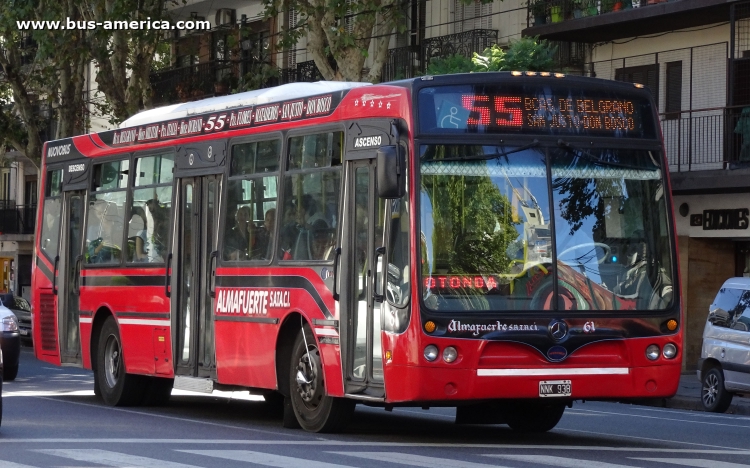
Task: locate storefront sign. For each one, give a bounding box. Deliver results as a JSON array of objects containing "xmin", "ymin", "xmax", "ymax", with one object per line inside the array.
[{"xmin": 691, "ymin": 209, "xmax": 750, "ymax": 230}]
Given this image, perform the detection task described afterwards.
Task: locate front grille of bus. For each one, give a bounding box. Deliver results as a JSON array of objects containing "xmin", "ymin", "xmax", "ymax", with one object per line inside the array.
[{"xmin": 39, "ymin": 293, "xmax": 58, "ymax": 352}]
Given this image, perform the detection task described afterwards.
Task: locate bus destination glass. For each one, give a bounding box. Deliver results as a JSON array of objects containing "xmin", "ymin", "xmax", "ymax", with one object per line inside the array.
[{"xmin": 418, "ymin": 84, "xmax": 657, "ymax": 138}]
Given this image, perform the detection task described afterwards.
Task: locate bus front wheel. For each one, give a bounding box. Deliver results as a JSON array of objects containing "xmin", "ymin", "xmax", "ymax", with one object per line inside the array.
[
  {"xmin": 504, "ymin": 401, "xmax": 566, "ymax": 432},
  {"xmin": 96, "ymin": 317, "xmax": 145, "ymax": 406},
  {"xmin": 288, "ymin": 324, "xmax": 354, "ymax": 432}
]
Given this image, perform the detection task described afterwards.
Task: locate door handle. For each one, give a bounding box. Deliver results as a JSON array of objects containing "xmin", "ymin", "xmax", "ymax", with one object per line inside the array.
[
  {"xmin": 52, "ymin": 255, "xmax": 60, "ymax": 295},
  {"xmin": 332, "ymin": 247, "xmax": 341, "ymax": 301},
  {"xmin": 165, "ymin": 252, "xmax": 173, "ymax": 298},
  {"xmin": 73, "ymin": 255, "xmax": 83, "ymax": 295},
  {"xmin": 208, "ymin": 250, "xmax": 219, "ymax": 298},
  {"xmin": 373, "ymin": 246, "xmax": 386, "ymax": 303}
]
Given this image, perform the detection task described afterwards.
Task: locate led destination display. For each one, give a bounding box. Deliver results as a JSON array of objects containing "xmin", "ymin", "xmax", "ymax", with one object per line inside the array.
[{"xmin": 419, "ymin": 84, "xmax": 656, "ymax": 138}]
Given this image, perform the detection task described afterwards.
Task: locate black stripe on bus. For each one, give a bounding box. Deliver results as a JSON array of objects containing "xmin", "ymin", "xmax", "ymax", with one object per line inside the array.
[
  {"xmin": 114, "ymin": 312, "xmax": 170, "ymax": 319},
  {"xmin": 215, "ymin": 316, "xmax": 280, "ymax": 324},
  {"xmin": 36, "ymin": 257, "xmax": 54, "ymax": 283},
  {"xmin": 82, "ymin": 275, "xmax": 165, "ymax": 287},
  {"xmin": 79, "ymin": 311, "xmax": 93, "ymax": 317},
  {"xmin": 215, "ymin": 275, "xmax": 334, "ymax": 319}
]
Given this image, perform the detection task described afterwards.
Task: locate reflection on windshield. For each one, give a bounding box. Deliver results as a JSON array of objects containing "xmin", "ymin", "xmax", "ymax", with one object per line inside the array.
[{"xmin": 419, "ymin": 145, "xmax": 674, "ymax": 312}]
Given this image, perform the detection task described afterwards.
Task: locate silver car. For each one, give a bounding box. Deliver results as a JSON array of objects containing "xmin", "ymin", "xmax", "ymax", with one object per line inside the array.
[{"xmin": 698, "ymin": 277, "xmax": 750, "ymax": 412}]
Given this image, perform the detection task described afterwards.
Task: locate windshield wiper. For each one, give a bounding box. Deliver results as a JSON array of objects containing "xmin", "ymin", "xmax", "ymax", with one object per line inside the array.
[
  {"xmin": 557, "ymin": 139, "xmax": 658, "ymax": 171},
  {"xmin": 428, "ymin": 139, "xmax": 540, "ymax": 162}
]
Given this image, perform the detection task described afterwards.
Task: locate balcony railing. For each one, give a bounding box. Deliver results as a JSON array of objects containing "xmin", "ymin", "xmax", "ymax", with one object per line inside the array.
[
  {"xmin": 663, "ymin": 107, "xmax": 750, "ymax": 172},
  {"xmin": 0, "ymin": 204, "xmax": 37, "ymax": 235},
  {"xmin": 528, "ymin": 0, "xmax": 670, "ymax": 28},
  {"xmin": 422, "ymin": 29, "xmax": 499, "ymax": 66}
]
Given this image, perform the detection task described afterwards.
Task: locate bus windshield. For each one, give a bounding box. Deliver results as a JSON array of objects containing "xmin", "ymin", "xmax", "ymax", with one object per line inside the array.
[{"xmin": 419, "ymin": 144, "xmax": 674, "ymax": 313}]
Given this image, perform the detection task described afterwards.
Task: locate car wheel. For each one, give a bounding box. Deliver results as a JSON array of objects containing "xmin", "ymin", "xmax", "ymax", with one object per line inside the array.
[
  {"xmin": 288, "ymin": 324, "xmax": 354, "ymax": 432},
  {"xmin": 702, "ymin": 367, "xmax": 733, "ymax": 413},
  {"xmin": 96, "ymin": 317, "xmax": 146, "ymax": 406},
  {"xmin": 504, "ymin": 401, "xmax": 566, "ymax": 432},
  {"xmin": 2, "ymin": 363, "xmax": 18, "ymax": 382}
]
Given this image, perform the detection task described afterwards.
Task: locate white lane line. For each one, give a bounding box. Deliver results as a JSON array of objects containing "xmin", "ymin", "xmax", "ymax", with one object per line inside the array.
[
  {"xmin": 569, "ymin": 408, "xmax": 750, "ymax": 429},
  {"xmin": 487, "ymin": 455, "xmax": 639, "ymax": 468},
  {"xmin": 0, "ymin": 460, "xmax": 38, "ymax": 468},
  {"xmin": 331, "ymin": 452, "xmax": 505, "ymax": 468},
  {"xmin": 624, "ymin": 405, "xmax": 750, "ymax": 422},
  {"xmin": 180, "ymin": 450, "xmax": 354, "ymax": 468},
  {"xmin": 0, "ymin": 441, "xmax": 745, "ymax": 454},
  {"xmin": 559, "ymin": 428, "xmax": 749, "ymax": 452},
  {"xmin": 632, "ymin": 458, "xmax": 750, "ymax": 468},
  {"xmin": 35, "ymin": 449, "xmax": 201, "ymax": 468},
  {"xmin": 27, "ymin": 396, "xmax": 310, "ymax": 439}
]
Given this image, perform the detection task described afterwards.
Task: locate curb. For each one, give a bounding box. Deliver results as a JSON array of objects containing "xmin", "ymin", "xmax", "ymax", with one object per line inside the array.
[{"xmin": 627, "ymin": 396, "xmax": 750, "ymax": 416}]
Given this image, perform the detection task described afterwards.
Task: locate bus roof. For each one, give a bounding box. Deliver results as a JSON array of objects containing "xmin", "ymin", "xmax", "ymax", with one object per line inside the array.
[{"xmin": 120, "ymin": 81, "xmax": 372, "ymax": 129}]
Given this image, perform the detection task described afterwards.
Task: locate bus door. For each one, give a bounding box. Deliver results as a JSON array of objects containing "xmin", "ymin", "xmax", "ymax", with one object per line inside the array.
[
  {"xmin": 173, "ymin": 175, "xmax": 222, "ymax": 380},
  {"xmin": 59, "ymin": 189, "xmax": 85, "ymax": 364},
  {"xmin": 341, "ymin": 157, "xmax": 386, "ymax": 396}
]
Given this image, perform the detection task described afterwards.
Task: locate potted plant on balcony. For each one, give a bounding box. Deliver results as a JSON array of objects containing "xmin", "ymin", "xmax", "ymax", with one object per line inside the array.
[
  {"xmin": 530, "ymin": 0, "xmax": 547, "ymax": 26},
  {"xmin": 550, "ymin": 3, "xmax": 563, "ymax": 22},
  {"xmin": 572, "ymin": 0, "xmax": 585, "ymax": 18}
]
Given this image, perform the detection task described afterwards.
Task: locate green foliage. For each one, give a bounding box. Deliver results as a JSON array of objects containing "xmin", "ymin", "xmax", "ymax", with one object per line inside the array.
[
  {"xmin": 426, "ymin": 37, "xmax": 558, "ymax": 76},
  {"xmin": 235, "ymin": 64, "xmax": 281, "ymax": 93},
  {"xmin": 502, "ymin": 37, "xmax": 557, "ymax": 72},
  {"xmin": 425, "ymin": 53, "xmax": 476, "ymax": 76}
]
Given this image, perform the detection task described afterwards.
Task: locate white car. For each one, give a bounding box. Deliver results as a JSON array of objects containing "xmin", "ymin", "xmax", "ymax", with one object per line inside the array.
[
  {"xmin": 698, "ymin": 277, "xmax": 750, "ymax": 412},
  {"xmin": 0, "ymin": 303, "xmax": 20, "ymax": 381}
]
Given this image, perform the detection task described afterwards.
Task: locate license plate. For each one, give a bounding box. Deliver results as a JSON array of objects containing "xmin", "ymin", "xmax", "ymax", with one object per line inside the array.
[
  {"xmin": 539, "ymin": 380, "xmax": 571, "ymax": 397},
  {"xmin": 19, "ymin": 329, "xmax": 28, "ymax": 336}
]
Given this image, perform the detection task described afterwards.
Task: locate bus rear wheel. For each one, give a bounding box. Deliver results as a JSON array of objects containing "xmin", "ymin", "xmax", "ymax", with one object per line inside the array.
[
  {"xmin": 288, "ymin": 324, "xmax": 354, "ymax": 433},
  {"xmin": 96, "ymin": 317, "xmax": 145, "ymax": 406},
  {"xmin": 504, "ymin": 401, "xmax": 566, "ymax": 432}
]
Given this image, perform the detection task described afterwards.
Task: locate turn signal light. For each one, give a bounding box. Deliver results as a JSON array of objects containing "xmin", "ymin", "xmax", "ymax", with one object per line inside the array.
[
  {"xmin": 424, "ymin": 321, "xmax": 436, "ymax": 333},
  {"xmin": 666, "ymin": 319, "xmax": 678, "ymax": 331}
]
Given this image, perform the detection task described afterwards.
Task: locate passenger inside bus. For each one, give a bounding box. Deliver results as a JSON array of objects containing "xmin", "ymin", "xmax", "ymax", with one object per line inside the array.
[
  {"xmin": 251, "ymin": 208, "xmax": 275, "ymax": 260},
  {"xmin": 128, "ymin": 207, "xmax": 149, "ymax": 262},
  {"xmin": 87, "ymin": 200, "xmax": 121, "ymax": 264},
  {"xmin": 145, "ymin": 198, "xmax": 168, "ymax": 261},
  {"xmin": 225, "ymin": 205, "xmax": 253, "ymax": 260}
]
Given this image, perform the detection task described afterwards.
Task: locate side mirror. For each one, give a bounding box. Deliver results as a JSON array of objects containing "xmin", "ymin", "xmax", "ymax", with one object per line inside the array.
[{"xmin": 377, "ymin": 145, "xmax": 405, "ymax": 199}]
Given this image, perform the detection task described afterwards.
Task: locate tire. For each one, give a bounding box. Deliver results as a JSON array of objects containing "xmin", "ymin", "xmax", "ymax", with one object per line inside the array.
[
  {"xmin": 504, "ymin": 401, "xmax": 566, "ymax": 432},
  {"xmin": 702, "ymin": 367, "xmax": 733, "ymax": 413},
  {"xmin": 96, "ymin": 317, "xmax": 146, "ymax": 406},
  {"xmin": 3, "ymin": 363, "xmax": 18, "ymax": 382},
  {"xmin": 288, "ymin": 324, "xmax": 354, "ymax": 433}
]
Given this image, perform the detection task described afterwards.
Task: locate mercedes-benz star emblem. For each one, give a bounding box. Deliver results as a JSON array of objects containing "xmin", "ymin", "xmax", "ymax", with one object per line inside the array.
[{"xmin": 548, "ymin": 319, "xmax": 568, "ymax": 341}]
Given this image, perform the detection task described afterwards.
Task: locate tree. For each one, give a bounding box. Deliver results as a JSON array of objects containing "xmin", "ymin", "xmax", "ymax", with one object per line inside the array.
[
  {"xmin": 263, "ymin": 0, "xmax": 497, "ymax": 83},
  {"xmin": 78, "ymin": 0, "xmax": 171, "ymax": 123},
  {"xmin": 0, "ymin": 0, "xmax": 88, "ymax": 168}
]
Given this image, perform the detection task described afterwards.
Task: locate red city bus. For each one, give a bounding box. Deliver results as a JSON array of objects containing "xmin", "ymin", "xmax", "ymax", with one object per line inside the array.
[{"xmin": 32, "ymin": 73, "xmax": 681, "ymax": 432}]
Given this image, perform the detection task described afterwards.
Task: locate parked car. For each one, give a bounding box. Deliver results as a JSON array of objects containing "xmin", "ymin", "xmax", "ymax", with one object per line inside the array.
[
  {"xmin": 0, "ymin": 294, "xmax": 31, "ymax": 346},
  {"xmin": 1, "ymin": 348, "xmax": 4, "ymax": 427},
  {"xmin": 698, "ymin": 277, "xmax": 750, "ymax": 412},
  {"xmin": 0, "ymin": 302, "xmax": 20, "ymax": 381}
]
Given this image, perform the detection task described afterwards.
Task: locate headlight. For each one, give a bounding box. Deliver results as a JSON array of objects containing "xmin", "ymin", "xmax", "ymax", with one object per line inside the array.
[
  {"xmin": 1, "ymin": 315, "xmax": 19, "ymax": 332},
  {"xmin": 646, "ymin": 344, "xmax": 660, "ymax": 361},
  {"xmin": 424, "ymin": 345, "xmax": 439, "ymax": 362},
  {"xmin": 443, "ymin": 346, "xmax": 458, "ymax": 363},
  {"xmin": 663, "ymin": 343, "xmax": 678, "ymax": 359}
]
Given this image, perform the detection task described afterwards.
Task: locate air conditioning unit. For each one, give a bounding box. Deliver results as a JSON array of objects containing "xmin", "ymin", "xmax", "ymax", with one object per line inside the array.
[{"xmin": 215, "ymin": 9, "xmax": 236, "ymax": 26}]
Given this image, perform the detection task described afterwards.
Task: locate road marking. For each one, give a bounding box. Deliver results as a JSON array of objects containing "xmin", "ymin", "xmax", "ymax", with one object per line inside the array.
[
  {"xmin": 570, "ymin": 408, "xmax": 750, "ymax": 429},
  {"xmin": 633, "ymin": 458, "xmax": 750, "ymax": 468},
  {"xmin": 0, "ymin": 460, "xmax": 38, "ymax": 468},
  {"xmin": 0, "ymin": 441, "xmax": 745, "ymax": 454},
  {"xmin": 35, "ymin": 449, "xmax": 201, "ymax": 468},
  {"xmin": 559, "ymin": 427, "xmax": 750, "ymax": 452},
  {"xmin": 28, "ymin": 396, "xmax": 308, "ymax": 439},
  {"xmin": 180, "ymin": 450, "xmax": 354, "ymax": 468},
  {"xmin": 488, "ymin": 455, "xmax": 639, "ymax": 468},
  {"xmin": 332, "ymin": 452, "xmax": 505, "ymax": 468}
]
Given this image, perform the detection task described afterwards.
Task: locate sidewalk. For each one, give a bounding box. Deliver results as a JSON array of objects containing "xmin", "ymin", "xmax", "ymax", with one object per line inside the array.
[{"xmin": 631, "ymin": 372, "xmax": 750, "ymax": 415}]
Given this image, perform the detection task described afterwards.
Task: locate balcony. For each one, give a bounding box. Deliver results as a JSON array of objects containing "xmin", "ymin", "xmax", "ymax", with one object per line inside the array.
[
  {"xmin": 150, "ymin": 59, "xmax": 322, "ymax": 107},
  {"xmin": 523, "ymin": 0, "xmax": 735, "ymax": 43},
  {"xmin": 664, "ymin": 107, "xmax": 750, "ymax": 193},
  {"xmin": 0, "ymin": 204, "xmax": 37, "ymax": 235}
]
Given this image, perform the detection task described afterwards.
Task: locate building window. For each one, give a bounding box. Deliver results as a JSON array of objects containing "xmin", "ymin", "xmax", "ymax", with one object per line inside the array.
[
  {"xmin": 665, "ymin": 61, "xmax": 682, "ymax": 120},
  {"xmin": 615, "ymin": 64, "xmax": 659, "ymax": 107}
]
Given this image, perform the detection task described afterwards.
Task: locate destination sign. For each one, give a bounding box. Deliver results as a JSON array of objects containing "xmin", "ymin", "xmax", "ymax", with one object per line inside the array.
[
  {"xmin": 419, "ymin": 84, "xmax": 656, "ymax": 138},
  {"xmin": 100, "ymin": 92, "xmax": 340, "ymax": 148}
]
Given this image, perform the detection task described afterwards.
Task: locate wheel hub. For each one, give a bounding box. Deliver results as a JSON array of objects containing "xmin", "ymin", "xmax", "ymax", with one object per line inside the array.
[
  {"xmin": 104, "ymin": 334, "xmax": 121, "ymax": 388},
  {"xmin": 295, "ymin": 347, "xmax": 322, "ymax": 405}
]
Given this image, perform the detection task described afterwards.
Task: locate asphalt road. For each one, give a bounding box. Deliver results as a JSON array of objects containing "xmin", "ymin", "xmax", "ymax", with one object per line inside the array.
[{"xmin": 1, "ymin": 347, "xmax": 749, "ymax": 467}]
